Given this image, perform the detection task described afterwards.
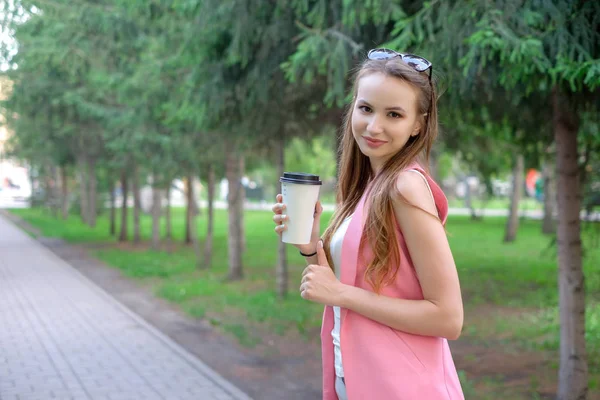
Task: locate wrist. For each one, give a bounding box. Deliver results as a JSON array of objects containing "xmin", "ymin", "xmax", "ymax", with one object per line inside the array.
[
  {"xmin": 300, "ymin": 249, "xmax": 317, "ymax": 257},
  {"xmin": 298, "ymin": 242, "xmax": 318, "ymax": 255},
  {"xmin": 337, "ymin": 283, "xmax": 355, "ymax": 308}
]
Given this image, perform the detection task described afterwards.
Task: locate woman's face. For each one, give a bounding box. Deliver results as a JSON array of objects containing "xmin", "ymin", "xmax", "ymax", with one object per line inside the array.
[{"xmin": 351, "ymin": 72, "xmax": 422, "ymax": 173}]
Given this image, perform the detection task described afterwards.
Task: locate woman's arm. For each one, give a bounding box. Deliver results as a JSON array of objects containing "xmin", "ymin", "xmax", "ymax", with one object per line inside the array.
[
  {"xmin": 337, "ymin": 171, "xmax": 463, "ymax": 340},
  {"xmin": 302, "ymin": 253, "xmax": 318, "ymax": 265}
]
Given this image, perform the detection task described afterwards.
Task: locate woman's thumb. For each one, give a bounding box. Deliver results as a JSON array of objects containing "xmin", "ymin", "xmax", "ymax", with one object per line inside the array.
[
  {"xmin": 314, "ymin": 200, "xmax": 323, "ymax": 217},
  {"xmin": 316, "ymin": 240, "xmax": 329, "ymax": 267}
]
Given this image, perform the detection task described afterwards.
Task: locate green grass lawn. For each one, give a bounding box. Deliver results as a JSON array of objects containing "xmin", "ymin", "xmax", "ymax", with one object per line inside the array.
[
  {"xmin": 9, "ymin": 206, "xmax": 600, "ymax": 391},
  {"xmin": 447, "ymin": 196, "xmax": 543, "ymax": 210}
]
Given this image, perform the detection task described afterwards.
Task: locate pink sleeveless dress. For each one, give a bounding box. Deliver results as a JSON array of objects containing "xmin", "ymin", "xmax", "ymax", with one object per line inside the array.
[{"xmin": 320, "ymin": 164, "xmax": 465, "ymax": 400}]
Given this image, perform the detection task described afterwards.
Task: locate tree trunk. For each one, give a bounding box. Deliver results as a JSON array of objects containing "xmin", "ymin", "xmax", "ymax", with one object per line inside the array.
[
  {"xmin": 226, "ymin": 146, "xmax": 243, "ymax": 280},
  {"xmin": 119, "ymin": 169, "xmax": 128, "ymax": 242},
  {"xmin": 78, "ymin": 156, "xmax": 89, "ymax": 225},
  {"xmin": 204, "ymin": 165, "xmax": 215, "ymax": 269},
  {"xmin": 44, "ymin": 169, "xmax": 54, "ymax": 214},
  {"xmin": 185, "ymin": 179, "xmax": 192, "ymax": 244},
  {"xmin": 187, "ymin": 175, "xmax": 203, "ymax": 267},
  {"xmin": 109, "ymin": 178, "xmax": 116, "ymax": 236},
  {"xmin": 87, "ymin": 157, "xmax": 97, "ymax": 228},
  {"xmin": 239, "ymin": 156, "xmax": 246, "ymax": 253},
  {"xmin": 28, "ymin": 164, "xmax": 36, "ymax": 207},
  {"xmin": 50, "ymin": 164, "xmax": 59, "ymax": 217},
  {"xmin": 132, "ymin": 163, "xmax": 141, "ymax": 244},
  {"xmin": 553, "ymin": 89, "xmax": 587, "ymax": 400},
  {"xmin": 60, "ymin": 166, "xmax": 69, "ymax": 220},
  {"xmin": 463, "ymin": 175, "xmax": 478, "ymax": 220},
  {"xmin": 542, "ymin": 158, "xmax": 556, "ymax": 235},
  {"xmin": 151, "ymin": 180, "xmax": 161, "ymax": 250},
  {"xmin": 504, "ymin": 154, "xmax": 524, "ymax": 243},
  {"xmin": 165, "ymin": 182, "xmax": 172, "ymax": 242},
  {"xmin": 276, "ymin": 135, "xmax": 288, "ymax": 298}
]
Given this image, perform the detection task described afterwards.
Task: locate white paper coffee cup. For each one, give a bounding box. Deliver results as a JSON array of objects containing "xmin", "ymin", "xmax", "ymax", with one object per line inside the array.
[{"xmin": 280, "ymin": 172, "xmax": 322, "ymax": 245}]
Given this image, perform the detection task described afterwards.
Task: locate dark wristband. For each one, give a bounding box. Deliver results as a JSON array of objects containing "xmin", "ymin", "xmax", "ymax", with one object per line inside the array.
[{"xmin": 300, "ymin": 249, "xmax": 317, "ymax": 257}]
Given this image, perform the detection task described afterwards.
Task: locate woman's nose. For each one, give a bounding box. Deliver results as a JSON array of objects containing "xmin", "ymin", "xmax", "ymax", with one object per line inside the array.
[{"xmin": 366, "ymin": 115, "xmax": 384, "ymax": 135}]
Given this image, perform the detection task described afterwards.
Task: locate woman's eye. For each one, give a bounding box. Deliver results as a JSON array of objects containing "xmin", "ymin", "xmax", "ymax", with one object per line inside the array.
[
  {"xmin": 358, "ymin": 105, "xmax": 371, "ymax": 113},
  {"xmin": 389, "ymin": 112, "xmax": 402, "ymax": 118}
]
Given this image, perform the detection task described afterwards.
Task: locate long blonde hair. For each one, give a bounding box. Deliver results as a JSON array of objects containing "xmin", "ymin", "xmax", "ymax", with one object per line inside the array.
[{"xmin": 322, "ymin": 56, "xmax": 440, "ymax": 293}]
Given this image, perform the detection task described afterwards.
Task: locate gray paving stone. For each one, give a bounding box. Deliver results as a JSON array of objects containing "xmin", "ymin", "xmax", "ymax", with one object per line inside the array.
[{"xmin": 0, "ymin": 215, "xmax": 252, "ymax": 400}]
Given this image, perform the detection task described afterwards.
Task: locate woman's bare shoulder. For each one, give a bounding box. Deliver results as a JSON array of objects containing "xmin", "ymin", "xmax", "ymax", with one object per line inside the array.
[{"xmin": 392, "ymin": 170, "xmax": 437, "ymax": 216}]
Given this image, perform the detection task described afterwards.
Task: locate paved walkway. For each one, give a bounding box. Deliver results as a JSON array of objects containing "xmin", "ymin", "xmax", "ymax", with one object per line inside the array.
[{"xmin": 0, "ymin": 215, "xmax": 253, "ymax": 400}]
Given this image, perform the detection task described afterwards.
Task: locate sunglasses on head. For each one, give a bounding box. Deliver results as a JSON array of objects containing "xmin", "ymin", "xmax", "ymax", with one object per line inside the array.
[{"xmin": 367, "ymin": 48, "xmax": 433, "ymax": 82}]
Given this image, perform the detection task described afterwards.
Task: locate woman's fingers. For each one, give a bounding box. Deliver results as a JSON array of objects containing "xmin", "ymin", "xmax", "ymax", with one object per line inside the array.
[
  {"xmin": 271, "ymin": 196, "xmax": 286, "ymax": 215},
  {"xmin": 273, "ymin": 195, "xmax": 287, "ymax": 237},
  {"xmin": 272, "ymin": 214, "xmax": 287, "ymax": 224}
]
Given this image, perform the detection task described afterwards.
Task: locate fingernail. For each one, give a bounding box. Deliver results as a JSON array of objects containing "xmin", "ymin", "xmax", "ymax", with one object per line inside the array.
[
  {"xmin": 318, "ymin": 240, "xmax": 323, "ymax": 248},
  {"xmin": 281, "ymin": 214, "xmax": 287, "ymax": 220}
]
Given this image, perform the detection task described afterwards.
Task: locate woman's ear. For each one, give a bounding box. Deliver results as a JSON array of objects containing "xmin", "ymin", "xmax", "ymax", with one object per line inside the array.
[
  {"xmin": 411, "ymin": 113, "xmax": 428, "ymax": 137},
  {"xmin": 411, "ymin": 121, "xmax": 422, "ymax": 137}
]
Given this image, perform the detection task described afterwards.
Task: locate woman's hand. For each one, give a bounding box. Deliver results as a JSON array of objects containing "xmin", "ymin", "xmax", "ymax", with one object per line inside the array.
[
  {"xmin": 271, "ymin": 193, "xmax": 323, "ymax": 254},
  {"xmin": 299, "ymin": 241, "xmax": 345, "ymax": 306}
]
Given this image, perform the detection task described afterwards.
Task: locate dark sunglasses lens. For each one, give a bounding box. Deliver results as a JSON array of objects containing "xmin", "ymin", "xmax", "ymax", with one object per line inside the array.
[
  {"xmin": 368, "ymin": 49, "xmax": 397, "ymax": 60},
  {"xmin": 402, "ymin": 55, "xmax": 432, "ymax": 72}
]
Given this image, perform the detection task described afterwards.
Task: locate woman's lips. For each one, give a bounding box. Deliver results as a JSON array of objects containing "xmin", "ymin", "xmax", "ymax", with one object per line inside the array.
[{"xmin": 363, "ymin": 137, "xmax": 388, "ymax": 148}]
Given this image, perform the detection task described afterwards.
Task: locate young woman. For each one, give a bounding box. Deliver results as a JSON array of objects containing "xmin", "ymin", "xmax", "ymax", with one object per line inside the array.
[{"xmin": 272, "ymin": 48, "xmax": 465, "ymax": 400}]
